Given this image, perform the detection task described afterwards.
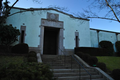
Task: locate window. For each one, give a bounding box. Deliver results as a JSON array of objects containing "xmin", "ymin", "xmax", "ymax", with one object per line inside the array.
[
  {"xmin": 20, "ymin": 26, "xmax": 26, "ymax": 43},
  {"xmin": 75, "ymin": 31, "xmax": 79, "ymax": 47},
  {"xmin": 20, "ymin": 30, "xmax": 25, "ymax": 43},
  {"xmin": 76, "ymin": 36, "xmax": 79, "ymax": 47}
]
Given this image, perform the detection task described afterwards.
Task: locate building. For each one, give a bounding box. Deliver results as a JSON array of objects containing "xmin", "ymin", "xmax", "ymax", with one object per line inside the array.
[{"xmin": 6, "ymin": 7, "xmax": 120, "ymax": 55}]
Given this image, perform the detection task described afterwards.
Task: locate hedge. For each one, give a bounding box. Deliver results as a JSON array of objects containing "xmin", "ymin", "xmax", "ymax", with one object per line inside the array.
[
  {"xmin": 11, "ymin": 43, "xmax": 29, "ymax": 54},
  {"xmin": 112, "ymin": 69, "xmax": 120, "ymax": 80},
  {"xmin": 75, "ymin": 47, "xmax": 110, "ymax": 56},
  {"xmin": 99, "ymin": 41, "xmax": 114, "ymax": 56},
  {"xmin": 115, "ymin": 41, "xmax": 120, "ymax": 56},
  {"xmin": 96, "ymin": 62, "xmax": 107, "ymax": 72}
]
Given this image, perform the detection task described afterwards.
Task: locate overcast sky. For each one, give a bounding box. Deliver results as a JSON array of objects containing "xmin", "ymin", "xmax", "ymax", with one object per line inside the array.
[{"xmin": 5, "ymin": 0, "xmax": 120, "ymax": 32}]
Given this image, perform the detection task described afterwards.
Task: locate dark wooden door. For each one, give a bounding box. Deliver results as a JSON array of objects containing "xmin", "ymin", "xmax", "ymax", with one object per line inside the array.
[{"xmin": 43, "ymin": 27, "xmax": 59, "ymax": 55}]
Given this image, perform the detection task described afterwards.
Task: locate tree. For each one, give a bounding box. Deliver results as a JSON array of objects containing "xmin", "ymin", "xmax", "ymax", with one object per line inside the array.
[
  {"xmin": 0, "ymin": 0, "xmax": 20, "ymax": 52},
  {"xmin": 0, "ymin": 0, "xmax": 19, "ymax": 24},
  {"xmin": 76, "ymin": 0, "xmax": 120, "ymax": 23},
  {"xmin": 0, "ymin": 24, "xmax": 20, "ymax": 46}
]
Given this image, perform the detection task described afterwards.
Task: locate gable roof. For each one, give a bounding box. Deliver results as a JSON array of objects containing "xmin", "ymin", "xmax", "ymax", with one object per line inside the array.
[{"xmin": 11, "ymin": 7, "xmax": 89, "ymax": 21}]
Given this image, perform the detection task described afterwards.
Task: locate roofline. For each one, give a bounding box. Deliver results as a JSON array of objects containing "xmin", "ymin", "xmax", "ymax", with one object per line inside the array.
[
  {"xmin": 11, "ymin": 7, "xmax": 89, "ymax": 21},
  {"xmin": 90, "ymin": 28, "xmax": 120, "ymax": 34}
]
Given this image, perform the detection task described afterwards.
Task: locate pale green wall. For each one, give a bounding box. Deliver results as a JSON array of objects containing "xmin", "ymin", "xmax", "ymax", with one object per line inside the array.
[
  {"xmin": 6, "ymin": 8, "xmax": 91, "ymax": 49},
  {"xmin": 90, "ymin": 29, "xmax": 120, "ymax": 52}
]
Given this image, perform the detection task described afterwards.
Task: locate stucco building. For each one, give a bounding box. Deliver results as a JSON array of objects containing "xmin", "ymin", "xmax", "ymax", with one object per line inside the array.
[{"xmin": 6, "ymin": 7, "xmax": 120, "ymax": 55}]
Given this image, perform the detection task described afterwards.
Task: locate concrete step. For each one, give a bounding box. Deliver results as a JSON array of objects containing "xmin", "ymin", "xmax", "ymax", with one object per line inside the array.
[
  {"xmin": 86, "ymin": 78, "xmax": 106, "ymax": 80},
  {"xmin": 47, "ymin": 63, "xmax": 80, "ymax": 67},
  {"xmin": 54, "ymin": 72, "xmax": 97, "ymax": 77},
  {"xmin": 50, "ymin": 66, "xmax": 72, "ymax": 69},
  {"xmin": 51, "ymin": 69, "xmax": 95, "ymax": 73},
  {"xmin": 42, "ymin": 55, "xmax": 104, "ymax": 80},
  {"xmin": 54, "ymin": 75, "xmax": 102, "ymax": 80}
]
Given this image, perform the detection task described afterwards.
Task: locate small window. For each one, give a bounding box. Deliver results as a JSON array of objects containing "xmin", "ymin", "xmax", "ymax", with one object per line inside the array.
[
  {"xmin": 76, "ymin": 36, "xmax": 79, "ymax": 47},
  {"xmin": 20, "ymin": 30, "xmax": 25, "ymax": 43},
  {"xmin": 20, "ymin": 26, "xmax": 26, "ymax": 43},
  {"xmin": 75, "ymin": 31, "xmax": 79, "ymax": 47}
]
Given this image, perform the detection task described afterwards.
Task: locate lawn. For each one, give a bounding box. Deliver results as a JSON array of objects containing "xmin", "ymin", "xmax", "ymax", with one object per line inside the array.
[{"xmin": 97, "ymin": 56, "xmax": 120, "ymax": 71}]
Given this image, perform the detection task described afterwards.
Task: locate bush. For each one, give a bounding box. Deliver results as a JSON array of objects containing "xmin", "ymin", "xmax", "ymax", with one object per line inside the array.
[
  {"xmin": 11, "ymin": 43, "xmax": 29, "ymax": 54},
  {"xmin": 0, "ymin": 24, "xmax": 20, "ymax": 46},
  {"xmin": 28, "ymin": 51, "xmax": 36, "ymax": 57},
  {"xmin": 0, "ymin": 45, "xmax": 12, "ymax": 53},
  {"xmin": 115, "ymin": 41, "xmax": 120, "ymax": 56},
  {"xmin": 115, "ymin": 41, "xmax": 120, "ymax": 52},
  {"xmin": 88, "ymin": 56, "xmax": 98, "ymax": 66},
  {"xmin": 27, "ymin": 51, "xmax": 37, "ymax": 62},
  {"xmin": 115, "ymin": 52, "xmax": 120, "ymax": 57},
  {"xmin": 76, "ymin": 52, "xmax": 98, "ymax": 66},
  {"xmin": 0, "ymin": 62, "xmax": 54, "ymax": 80},
  {"xmin": 75, "ymin": 47, "xmax": 110, "ymax": 56},
  {"xmin": 76, "ymin": 52, "xmax": 84, "ymax": 58},
  {"xmin": 96, "ymin": 62, "xmax": 107, "ymax": 72},
  {"xmin": 111, "ymin": 69, "xmax": 120, "ymax": 80},
  {"xmin": 27, "ymin": 57, "xmax": 37, "ymax": 62},
  {"xmin": 76, "ymin": 52, "xmax": 90, "ymax": 63},
  {"xmin": 99, "ymin": 41, "xmax": 114, "ymax": 56},
  {"xmin": 82, "ymin": 54, "xmax": 90, "ymax": 63}
]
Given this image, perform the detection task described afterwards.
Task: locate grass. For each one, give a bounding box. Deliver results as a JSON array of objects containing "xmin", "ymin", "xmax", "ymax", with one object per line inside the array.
[
  {"xmin": 0, "ymin": 56, "xmax": 25, "ymax": 66},
  {"xmin": 97, "ymin": 56, "xmax": 120, "ymax": 71}
]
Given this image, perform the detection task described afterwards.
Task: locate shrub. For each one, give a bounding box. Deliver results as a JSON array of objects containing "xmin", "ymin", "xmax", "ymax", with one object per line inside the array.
[
  {"xmin": 0, "ymin": 45, "xmax": 12, "ymax": 53},
  {"xmin": 28, "ymin": 51, "xmax": 36, "ymax": 57},
  {"xmin": 111, "ymin": 69, "xmax": 120, "ymax": 80},
  {"xmin": 88, "ymin": 56, "xmax": 98, "ymax": 66},
  {"xmin": 99, "ymin": 41, "xmax": 114, "ymax": 56},
  {"xmin": 0, "ymin": 24, "xmax": 20, "ymax": 46},
  {"xmin": 27, "ymin": 57, "xmax": 37, "ymax": 62},
  {"xmin": 115, "ymin": 41, "xmax": 120, "ymax": 56},
  {"xmin": 75, "ymin": 47, "xmax": 110, "ymax": 56},
  {"xmin": 82, "ymin": 54, "xmax": 91, "ymax": 63},
  {"xmin": 115, "ymin": 41, "xmax": 120, "ymax": 52},
  {"xmin": 0, "ymin": 62, "xmax": 54, "ymax": 80},
  {"xmin": 76, "ymin": 52, "xmax": 84, "ymax": 58},
  {"xmin": 115, "ymin": 52, "xmax": 120, "ymax": 57},
  {"xmin": 76, "ymin": 52, "xmax": 98, "ymax": 65},
  {"xmin": 11, "ymin": 43, "xmax": 29, "ymax": 54},
  {"xmin": 96, "ymin": 62, "xmax": 107, "ymax": 72}
]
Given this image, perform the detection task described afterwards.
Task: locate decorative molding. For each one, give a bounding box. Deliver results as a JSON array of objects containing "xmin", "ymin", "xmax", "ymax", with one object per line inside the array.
[
  {"xmin": 41, "ymin": 19, "xmax": 63, "ymax": 28},
  {"xmin": 47, "ymin": 12, "xmax": 59, "ymax": 21},
  {"xmin": 40, "ymin": 15, "xmax": 64, "ymax": 55},
  {"xmin": 21, "ymin": 26, "xmax": 26, "ymax": 30},
  {"xmin": 75, "ymin": 31, "xmax": 79, "ymax": 36}
]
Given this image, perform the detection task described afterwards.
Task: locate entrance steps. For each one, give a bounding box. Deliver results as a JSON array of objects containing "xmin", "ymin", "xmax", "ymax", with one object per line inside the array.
[{"xmin": 41, "ymin": 55, "xmax": 109, "ymax": 80}]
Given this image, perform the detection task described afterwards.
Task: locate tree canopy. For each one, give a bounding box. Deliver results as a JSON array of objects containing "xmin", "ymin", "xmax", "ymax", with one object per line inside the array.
[{"xmin": 78, "ymin": 0, "xmax": 120, "ymax": 23}]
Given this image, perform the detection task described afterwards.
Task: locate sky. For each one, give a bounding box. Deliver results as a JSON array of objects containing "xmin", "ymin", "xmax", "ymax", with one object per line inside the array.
[{"xmin": 4, "ymin": 0, "xmax": 120, "ymax": 32}]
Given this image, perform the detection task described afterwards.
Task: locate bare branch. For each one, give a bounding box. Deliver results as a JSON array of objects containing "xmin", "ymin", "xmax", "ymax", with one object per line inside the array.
[
  {"xmin": 87, "ymin": 16, "xmax": 119, "ymax": 22},
  {"xmin": 8, "ymin": 0, "xmax": 19, "ymax": 12},
  {"xmin": 48, "ymin": 5, "xmax": 69, "ymax": 12},
  {"xmin": 105, "ymin": 0, "xmax": 120, "ymax": 22},
  {"xmin": 111, "ymin": 4, "xmax": 120, "ymax": 8}
]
